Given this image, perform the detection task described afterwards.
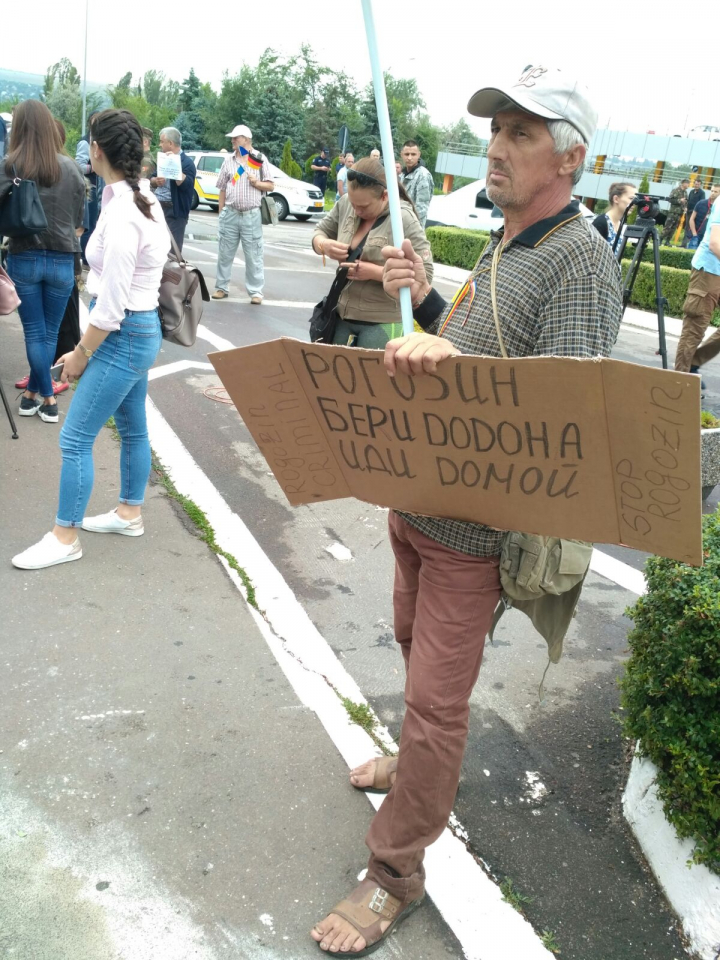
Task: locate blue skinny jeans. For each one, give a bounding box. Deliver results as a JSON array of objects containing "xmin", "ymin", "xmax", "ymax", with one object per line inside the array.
[
  {"xmin": 56, "ymin": 305, "xmax": 162, "ymax": 528},
  {"xmin": 7, "ymin": 250, "xmax": 75, "ymax": 398}
]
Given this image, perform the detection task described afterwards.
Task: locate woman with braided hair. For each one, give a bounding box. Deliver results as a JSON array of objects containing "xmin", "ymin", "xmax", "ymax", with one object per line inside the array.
[{"xmin": 13, "ymin": 109, "xmax": 169, "ymax": 570}]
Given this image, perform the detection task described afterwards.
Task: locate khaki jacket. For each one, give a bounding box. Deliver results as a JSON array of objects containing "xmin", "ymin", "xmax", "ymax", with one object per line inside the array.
[{"xmin": 313, "ymin": 195, "xmax": 433, "ymax": 324}]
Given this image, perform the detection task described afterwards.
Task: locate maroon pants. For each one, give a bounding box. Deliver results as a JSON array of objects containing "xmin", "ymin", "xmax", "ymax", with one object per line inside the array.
[{"xmin": 366, "ymin": 512, "xmax": 501, "ymax": 901}]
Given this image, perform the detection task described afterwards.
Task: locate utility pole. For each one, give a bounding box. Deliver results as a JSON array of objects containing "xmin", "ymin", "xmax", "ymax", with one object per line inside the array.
[{"xmin": 81, "ymin": 0, "xmax": 89, "ymax": 134}]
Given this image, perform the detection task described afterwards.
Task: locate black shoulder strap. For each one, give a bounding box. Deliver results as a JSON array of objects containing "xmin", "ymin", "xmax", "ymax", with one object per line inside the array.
[
  {"xmin": 324, "ymin": 214, "xmax": 389, "ymax": 314},
  {"xmin": 325, "ymin": 214, "xmax": 388, "ymax": 313}
]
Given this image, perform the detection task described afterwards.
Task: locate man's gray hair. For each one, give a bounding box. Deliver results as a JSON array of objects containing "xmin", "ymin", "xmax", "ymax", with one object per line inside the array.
[
  {"xmin": 547, "ymin": 119, "xmax": 586, "ymax": 186},
  {"xmin": 160, "ymin": 127, "xmax": 182, "ymax": 147}
]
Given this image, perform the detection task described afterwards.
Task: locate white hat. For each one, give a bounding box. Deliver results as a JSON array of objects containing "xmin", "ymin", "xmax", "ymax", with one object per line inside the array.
[
  {"xmin": 226, "ymin": 124, "xmax": 252, "ymax": 139},
  {"xmin": 467, "ymin": 65, "xmax": 597, "ymax": 145}
]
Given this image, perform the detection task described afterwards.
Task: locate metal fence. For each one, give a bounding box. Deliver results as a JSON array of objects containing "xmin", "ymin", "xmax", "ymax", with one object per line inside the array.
[{"xmin": 439, "ymin": 141, "xmax": 718, "ymax": 187}]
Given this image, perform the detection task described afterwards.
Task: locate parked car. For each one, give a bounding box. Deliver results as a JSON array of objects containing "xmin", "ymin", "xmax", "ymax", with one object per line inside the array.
[
  {"xmin": 426, "ymin": 178, "xmax": 594, "ymax": 232},
  {"xmin": 184, "ymin": 151, "xmax": 325, "ymax": 220}
]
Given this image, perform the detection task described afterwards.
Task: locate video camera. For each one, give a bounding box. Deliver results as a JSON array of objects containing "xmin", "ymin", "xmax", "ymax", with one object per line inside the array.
[{"xmin": 630, "ymin": 194, "xmax": 665, "ymax": 221}]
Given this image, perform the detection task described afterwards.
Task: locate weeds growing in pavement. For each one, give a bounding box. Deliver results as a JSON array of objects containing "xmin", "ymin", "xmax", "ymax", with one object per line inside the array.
[
  {"xmin": 341, "ymin": 698, "xmax": 376, "ymax": 736},
  {"xmin": 340, "ymin": 697, "xmax": 394, "ymax": 755},
  {"xmin": 541, "ymin": 930, "xmax": 561, "ymax": 953},
  {"xmin": 107, "ymin": 412, "xmax": 258, "ymax": 607},
  {"xmin": 499, "ymin": 877, "xmax": 534, "ymax": 913},
  {"xmin": 150, "ymin": 453, "xmax": 257, "ymax": 608}
]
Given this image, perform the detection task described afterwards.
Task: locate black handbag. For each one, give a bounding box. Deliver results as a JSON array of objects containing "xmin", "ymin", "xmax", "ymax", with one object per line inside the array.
[
  {"xmin": 309, "ymin": 216, "xmax": 386, "ymax": 343},
  {"xmin": 0, "ymin": 165, "xmax": 48, "ymax": 239}
]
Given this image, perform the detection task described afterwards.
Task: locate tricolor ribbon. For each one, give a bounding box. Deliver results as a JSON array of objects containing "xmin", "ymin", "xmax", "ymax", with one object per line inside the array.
[{"xmin": 438, "ymin": 278, "xmax": 477, "ymax": 337}]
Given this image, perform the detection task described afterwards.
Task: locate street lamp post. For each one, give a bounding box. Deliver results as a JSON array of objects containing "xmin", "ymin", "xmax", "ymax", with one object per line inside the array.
[{"xmin": 81, "ymin": 0, "xmax": 89, "ymax": 135}]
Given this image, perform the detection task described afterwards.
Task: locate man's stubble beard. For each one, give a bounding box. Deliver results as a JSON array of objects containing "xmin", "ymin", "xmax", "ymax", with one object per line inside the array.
[{"xmin": 486, "ymin": 180, "xmax": 523, "ymax": 212}]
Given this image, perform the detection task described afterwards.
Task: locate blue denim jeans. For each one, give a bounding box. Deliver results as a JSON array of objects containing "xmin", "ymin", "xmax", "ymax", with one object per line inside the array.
[
  {"xmin": 56, "ymin": 305, "xmax": 162, "ymax": 528},
  {"xmin": 7, "ymin": 250, "xmax": 75, "ymax": 398},
  {"xmin": 80, "ymin": 183, "xmax": 98, "ymax": 262}
]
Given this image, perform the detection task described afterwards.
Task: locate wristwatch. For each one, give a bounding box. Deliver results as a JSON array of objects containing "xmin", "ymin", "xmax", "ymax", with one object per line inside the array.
[{"xmin": 76, "ymin": 342, "xmax": 94, "ymax": 359}]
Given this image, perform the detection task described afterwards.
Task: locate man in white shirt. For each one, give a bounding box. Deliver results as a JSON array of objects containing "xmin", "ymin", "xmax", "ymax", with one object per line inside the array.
[
  {"xmin": 212, "ymin": 124, "xmax": 274, "ymax": 304},
  {"xmin": 335, "ymin": 153, "xmax": 354, "ymax": 200}
]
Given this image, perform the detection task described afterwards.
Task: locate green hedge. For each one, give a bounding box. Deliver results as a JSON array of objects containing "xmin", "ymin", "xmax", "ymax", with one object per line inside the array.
[
  {"xmin": 620, "ymin": 510, "xmax": 720, "ymax": 872},
  {"xmin": 427, "ymin": 226, "xmax": 719, "ymax": 323},
  {"xmin": 622, "ymin": 245, "xmax": 694, "ymax": 271},
  {"xmin": 426, "ymin": 226, "xmax": 489, "ymax": 270},
  {"xmin": 620, "ymin": 262, "xmax": 689, "ymax": 317}
]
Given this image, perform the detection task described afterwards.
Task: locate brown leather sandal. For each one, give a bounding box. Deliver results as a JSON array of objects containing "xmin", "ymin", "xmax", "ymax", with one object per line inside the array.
[
  {"xmin": 351, "ymin": 756, "xmax": 398, "ymax": 794},
  {"xmin": 319, "ymin": 877, "xmax": 424, "ymax": 957}
]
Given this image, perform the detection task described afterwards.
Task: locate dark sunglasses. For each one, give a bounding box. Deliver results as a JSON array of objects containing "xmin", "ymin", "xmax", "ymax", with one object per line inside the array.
[{"xmin": 347, "ymin": 169, "xmax": 385, "ymax": 188}]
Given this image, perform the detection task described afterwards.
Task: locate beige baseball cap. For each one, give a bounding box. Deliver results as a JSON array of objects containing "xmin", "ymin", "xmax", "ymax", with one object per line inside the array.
[
  {"xmin": 467, "ymin": 65, "xmax": 597, "ymax": 145},
  {"xmin": 226, "ymin": 124, "xmax": 252, "ymax": 138}
]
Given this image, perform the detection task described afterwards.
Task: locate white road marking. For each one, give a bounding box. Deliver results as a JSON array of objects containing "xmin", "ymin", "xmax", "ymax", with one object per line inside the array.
[
  {"xmin": 195, "ymin": 325, "xmax": 237, "ymax": 353},
  {"xmin": 590, "ymin": 549, "xmax": 646, "ymax": 595},
  {"xmin": 252, "ymin": 300, "xmax": 316, "ymax": 309},
  {"xmin": 148, "ymin": 361, "xmax": 214, "ymax": 381},
  {"xmin": 145, "ymin": 398, "xmax": 554, "ymax": 960}
]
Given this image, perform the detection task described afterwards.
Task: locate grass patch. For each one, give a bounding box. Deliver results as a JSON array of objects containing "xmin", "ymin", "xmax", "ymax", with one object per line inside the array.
[
  {"xmin": 540, "ymin": 930, "xmax": 561, "ymax": 953},
  {"xmin": 341, "ymin": 698, "xmax": 376, "ymax": 736},
  {"xmin": 340, "ymin": 697, "xmax": 394, "ymax": 755},
  {"xmin": 150, "ymin": 451, "xmax": 257, "ymax": 608},
  {"xmin": 499, "ymin": 877, "xmax": 534, "ymax": 913},
  {"xmin": 105, "ymin": 415, "xmax": 119, "ymax": 441},
  {"xmin": 103, "ymin": 420, "xmax": 256, "ymax": 605}
]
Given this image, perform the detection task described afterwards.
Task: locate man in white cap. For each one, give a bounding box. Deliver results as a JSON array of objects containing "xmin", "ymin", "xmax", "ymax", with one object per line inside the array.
[
  {"xmin": 312, "ymin": 66, "xmax": 622, "ymax": 957},
  {"xmin": 212, "ymin": 124, "xmax": 274, "ymax": 304}
]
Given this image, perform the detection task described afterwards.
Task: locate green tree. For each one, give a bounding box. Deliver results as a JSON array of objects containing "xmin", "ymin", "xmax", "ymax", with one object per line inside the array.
[
  {"xmin": 280, "ymin": 139, "xmax": 303, "ymax": 180},
  {"xmin": 249, "ymin": 83, "xmax": 304, "ymax": 165},
  {"xmin": 54, "ymin": 58, "xmax": 81, "ymax": 88},
  {"xmin": 180, "ymin": 68, "xmax": 201, "ymax": 112},
  {"xmin": 280, "ymin": 139, "xmax": 294, "ymax": 175},
  {"xmin": 210, "ymin": 65, "xmax": 260, "ymax": 149}
]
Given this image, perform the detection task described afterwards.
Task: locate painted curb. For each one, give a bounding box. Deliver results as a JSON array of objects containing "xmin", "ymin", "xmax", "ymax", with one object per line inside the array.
[{"xmin": 623, "ymin": 752, "xmax": 720, "ymax": 959}]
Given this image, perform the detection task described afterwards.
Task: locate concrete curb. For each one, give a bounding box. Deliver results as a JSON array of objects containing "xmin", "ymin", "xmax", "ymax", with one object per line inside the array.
[{"xmin": 622, "ymin": 753, "xmax": 720, "ymax": 959}]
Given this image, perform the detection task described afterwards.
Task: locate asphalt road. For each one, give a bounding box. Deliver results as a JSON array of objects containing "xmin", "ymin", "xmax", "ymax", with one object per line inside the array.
[{"xmin": 121, "ymin": 207, "xmax": 699, "ymax": 959}]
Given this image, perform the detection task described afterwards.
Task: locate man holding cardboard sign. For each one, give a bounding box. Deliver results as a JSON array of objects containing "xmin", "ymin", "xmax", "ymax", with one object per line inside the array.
[{"xmin": 311, "ymin": 67, "xmax": 624, "ymax": 957}]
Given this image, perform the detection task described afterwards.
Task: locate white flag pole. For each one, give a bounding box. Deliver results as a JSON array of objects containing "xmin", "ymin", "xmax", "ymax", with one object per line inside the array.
[{"xmin": 360, "ymin": 0, "xmax": 414, "ymax": 336}]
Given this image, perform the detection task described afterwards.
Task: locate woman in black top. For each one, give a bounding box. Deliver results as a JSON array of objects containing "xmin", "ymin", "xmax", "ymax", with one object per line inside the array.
[{"xmin": 0, "ymin": 100, "xmax": 85, "ymax": 423}]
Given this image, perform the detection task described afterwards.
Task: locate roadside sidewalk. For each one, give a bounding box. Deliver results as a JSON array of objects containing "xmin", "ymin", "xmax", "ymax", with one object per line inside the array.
[{"xmin": 0, "ymin": 321, "xmax": 461, "ymax": 959}]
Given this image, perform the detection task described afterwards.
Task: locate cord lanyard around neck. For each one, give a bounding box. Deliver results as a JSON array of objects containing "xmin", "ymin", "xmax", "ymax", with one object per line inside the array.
[{"xmin": 490, "ymin": 237, "xmax": 509, "ymax": 359}]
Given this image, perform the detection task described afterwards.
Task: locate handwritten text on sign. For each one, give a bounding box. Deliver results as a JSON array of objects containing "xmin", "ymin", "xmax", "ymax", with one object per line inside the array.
[{"xmin": 209, "ymin": 339, "xmax": 701, "ymax": 565}]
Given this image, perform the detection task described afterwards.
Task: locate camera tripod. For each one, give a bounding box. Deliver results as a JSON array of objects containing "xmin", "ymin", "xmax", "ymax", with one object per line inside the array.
[{"xmin": 613, "ymin": 211, "xmax": 669, "ymax": 369}]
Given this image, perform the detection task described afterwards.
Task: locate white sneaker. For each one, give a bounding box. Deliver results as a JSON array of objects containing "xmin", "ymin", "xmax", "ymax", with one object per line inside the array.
[
  {"xmin": 82, "ymin": 508, "xmax": 144, "ymax": 537},
  {"xmin": 12, "ymin": 532, "xmax": 82, "ymax": 570}
]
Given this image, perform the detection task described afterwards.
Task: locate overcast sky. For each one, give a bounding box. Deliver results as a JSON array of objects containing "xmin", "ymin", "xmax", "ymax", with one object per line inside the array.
[{"xmin": 8, "ymin": 0, "xmax": 716, "ymax": 139}]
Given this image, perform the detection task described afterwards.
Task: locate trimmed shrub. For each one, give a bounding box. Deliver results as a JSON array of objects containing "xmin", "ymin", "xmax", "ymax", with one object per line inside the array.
[
  {"xmin": 427, "ymin": 226, "xmax": 490, "ymax": 270},
  {"xmin": 620, "ymin": 510, "xmax": 720, "ymax": 872},
  {"xmin": 622, "ymin": 245, "xmax": 694, "ymax": 271},
  {"xmin": 427, "ymin": 226, "xmax": 719, "ymax": 323},
  {"xmin": 620, "ymin": 261, "xmax": 689, "ymax": 317}
]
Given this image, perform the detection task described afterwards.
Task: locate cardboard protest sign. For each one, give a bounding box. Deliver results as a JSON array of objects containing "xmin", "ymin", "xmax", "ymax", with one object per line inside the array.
[{"xmin": 209, "ymin": 339, "xmax": 702, "ymax": 566}]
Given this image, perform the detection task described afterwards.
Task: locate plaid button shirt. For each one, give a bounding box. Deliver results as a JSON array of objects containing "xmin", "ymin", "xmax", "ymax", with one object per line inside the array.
[
  {"xmin": 398, "ymin": 201, "xmax": 623, "ymax": 557},
  {"xmin": 216, "ymin": 150, "xmax": 272, "ymax": 211}
]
